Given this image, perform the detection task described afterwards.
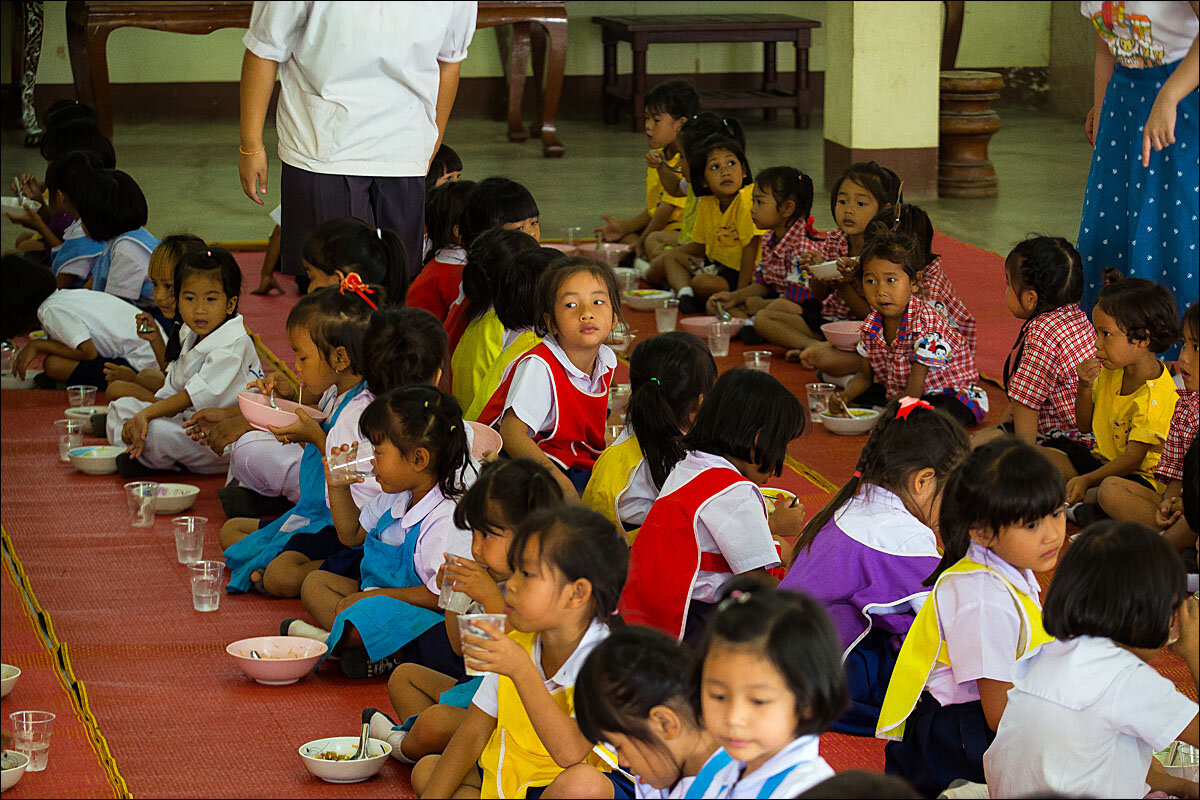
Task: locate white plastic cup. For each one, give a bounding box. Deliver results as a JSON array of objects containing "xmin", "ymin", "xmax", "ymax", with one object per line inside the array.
[
  {"xmin": 459, "ymin": 613, "xmax": 508, "ymax": 676},
  {"xmin": 805, "ymin": 383, "xmax": 838, "ymax": 422},
  {"xmin": 66, "ymin": 384, "xmax": 97, "ymax": 407},
  {"xmin": 564, "ymin": 226, "xmax": 584, "ymax": 247},
  {"xmin": 438, "ymin": 555, "xmax": 475, "ymax": 614},
  {"xmin": 189, "ymin": 560, "xmax": 224, "ymax": 611},
  {"xmin": 9, "ymin": 711, "xmax": 55, "ymax": 772},
  {"xmin": 1, "ymin": 342, "xmax": 13, "ymax": 376},
  {"xmin": 744, "ymin": 350, "xmax": 773, "ymax": 373},
  {"xmin": 327, "ymin": 442, "xmax": 375, "ymax": 486},
  {"xmin": 708, "ymin": 321, "xmax": 735, "ymax": 357},
  {"xmin": 607, "ymin": 424, "xmax": 624, "ymax": 444},
  {"xmin": 125, "ymin": 481, "xmax": 159, "ymax": 527},
  {"xmin": 54, "ymin": 418, "xmax": 85, "ymax": 462},
  {"xmin": 172, "ymin": 516, "xmax": 207, "ymax": 564},
  {"xmin": 655, "ymin": 299, "xmax": 679, "ymax": 333}
]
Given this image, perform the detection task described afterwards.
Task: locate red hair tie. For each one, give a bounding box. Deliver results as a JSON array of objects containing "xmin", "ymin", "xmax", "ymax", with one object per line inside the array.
[
  {"xmin": 852, "ymin": 470, "xmax": 863, "ymax": 479},
  {"xmin": 803, "ymin": 215, "xmax": 817, "ymax": 238},
  {"xmin": 895, "ymin": 396, "xmax": 934, "ymax": 420},
  {"xmin": 339, "ymin": 272, "xmax": 377, "ymax": 310}
]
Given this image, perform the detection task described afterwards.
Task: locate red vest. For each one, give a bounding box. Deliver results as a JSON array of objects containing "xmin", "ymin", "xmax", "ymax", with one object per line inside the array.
[
  {"xmin": 619, "ymin": 467, "xmax": 759, "ymax": 641},
  {"xmin": 444, "ymin": 298, "xmax": 469, "ymax": 353},
  {"xmin": 477, "ymin": 343, "xmax": 612, "ymax": 471}
]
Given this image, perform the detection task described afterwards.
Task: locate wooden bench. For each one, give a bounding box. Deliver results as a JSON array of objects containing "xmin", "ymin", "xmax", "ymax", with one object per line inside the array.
[
  {"xmin": 592, "ymin": 14, "xmax": 820, "ymax": 132},
  {"xmin": 64, "ymin": 0, "xmax": 570, "ymax": 156}
]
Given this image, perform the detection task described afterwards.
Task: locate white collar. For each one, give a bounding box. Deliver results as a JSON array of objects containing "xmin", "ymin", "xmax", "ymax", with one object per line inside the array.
[
  {"xmin": 965, "ymin": 541, "xmax": 1041, "ymax": 598},
  {"xmin": 181, "ymin": 314, "xmax": 247, "ymax": 357},
  {"xmin": 434, "ymin": 246, "xmax": 467, "ymax": 265},
  {"xmin": 541, "ymin": 334, "xmax": 616, "ymax": 384},
  {"xmin": 734, "ymin": 735, "xmax": 822, "ymax": 786},
  {"xmin": 1012, "ymin": 636, "xmax": 1145, "ymax": 710},
  {"xmin": 834, "ymin": 486, "xmax": 939, "ymax": 557},
  {"xmin": 381, "ymin": 484, "xmax": 452, "ymax": 531},
  {"xmin": 530, "ymin": 618, "xmax": 609, "ymax": 688}
]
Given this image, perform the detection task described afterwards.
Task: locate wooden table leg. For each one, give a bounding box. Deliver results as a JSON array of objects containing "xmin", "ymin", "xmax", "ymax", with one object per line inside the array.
[
  {"xmin": 505, "ymin": 22, "xmax": 531, "ymax": 143},
  {"xmin": 601, "ymin": 36, "xmax": 618, "ymax": 125},
  {"xmin": 64, "ymin": 2, "xmax": 95, "ymax": 103},
  {"xmin": 794, "ymin": 38, "xmax": 809, "ymax": 130},
  {"xmin": 531, "ymin": 13, "xmax": 566, "ymax": 157},
  {"xmin": 762, "ymin": 40, "xmax": 777, "ymax": 122},
  {"xmin": 65, "ymin": 0, "xmax": 115, "ymax": 139},
  {"xmin": 630, "ymin": 36, "xmax": 646, "ymax": 133}
]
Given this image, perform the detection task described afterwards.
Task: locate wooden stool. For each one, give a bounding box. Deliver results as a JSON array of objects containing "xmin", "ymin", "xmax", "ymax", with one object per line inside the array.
[{"xmin": 938, "ymin": 70, "xmax": 1003, "ymax": 198}]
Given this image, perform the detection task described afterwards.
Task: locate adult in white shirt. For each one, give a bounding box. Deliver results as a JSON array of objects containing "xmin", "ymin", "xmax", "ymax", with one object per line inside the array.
[{"xmin": 237, "ymin": 1, "xmax": 477, "ymax": 282}]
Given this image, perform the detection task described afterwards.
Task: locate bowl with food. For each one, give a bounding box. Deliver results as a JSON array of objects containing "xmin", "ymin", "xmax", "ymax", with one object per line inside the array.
[
  {"xmin": 237, "ymin": 392, "xmax": 328, "ymax": 433},
  {"xmin": 622, "ymin": 289, "xmax": 673, "ymax": 311},
  {"xmin": 819, "ymin": 407, "xmax": 882, "ymax": 436},
  {"xmin": 820, "ymin": 320, "xmax": 862, "ymax": 352},
  {"xmin": 64, "ymin": 404, "xmax": 108, "ymax": 423},
  {"xmin": 1, "ymin": 663, "xmax": 19, "ymax": 697},
  {"xmin": 154, "ymin": 483, "xmax": 200, "ymax": 514},
  {"xmin": 760, "ymin": 488, "xmax": 798, "ymax": 515},
  {"xmin": 298, "ymin": 737, "xmax": 391, "ymax": 783},
  {"xmin": 1, "ymin": 750, "xmax": 29, "ymax": 792},
  {"xmin": 680, "ymin": 316, "xmax": 745, "ymax": 338},
  {"xmin": 68, "ymin": 444, "xmax": 127, "ymax": 475},
  {"xmin": 226, "ymin": 636, "xmax": 327, "ymax": 685}
]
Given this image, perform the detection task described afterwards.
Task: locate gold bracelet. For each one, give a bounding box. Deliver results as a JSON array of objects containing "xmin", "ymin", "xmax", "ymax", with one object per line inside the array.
[{"xmin": 239, "ymin": 144, "xmax": 265, "ymax": 156}]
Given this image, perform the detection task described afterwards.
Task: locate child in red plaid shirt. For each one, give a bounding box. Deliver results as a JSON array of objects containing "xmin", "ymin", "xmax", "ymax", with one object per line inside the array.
[
  {"xmin": 838, "ymin": 232, "xmax": 987, "ymax": 428},
  {"xmin": 1096, "ymin": 304, "xmax": 1197, "ymax": 551}
]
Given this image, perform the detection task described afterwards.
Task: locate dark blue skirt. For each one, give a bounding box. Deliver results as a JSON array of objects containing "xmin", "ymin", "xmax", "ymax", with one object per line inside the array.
[
  {"xmin": 830, "ymin": 626, "xmax": 898, "ymax": 737},
  {"xmin": 883, "ymin": 692, "xmax": 993, "ymax": 798}
]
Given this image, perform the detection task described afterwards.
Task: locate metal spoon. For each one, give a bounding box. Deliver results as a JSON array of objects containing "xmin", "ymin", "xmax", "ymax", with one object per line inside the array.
[
  {"xmin": 250, "ymin": 650, "xmax": 263, "ymax": 659},
  {"xmin": 267, "ymin": 387, "xmax": 279, "ymax": 409},
  {"xmin": 351, "ymin": 708, "xmax": 372, "ymax": 760},
  {"xmin": 714, "ymin": 301, "xmax": 732, "ymax": 322}
]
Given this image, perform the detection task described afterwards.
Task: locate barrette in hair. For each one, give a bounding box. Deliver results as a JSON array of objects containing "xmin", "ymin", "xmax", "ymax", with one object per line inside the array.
[
  {"xmin": 205, "ymin": 249, "xmax": 211, "ymax": 257},
  {"xmin": 719, "ymin": 589, "xmax": 753, "ymax": 611},
  {"xmin": 803, "ymin": 215, "xmax": 818, "ymax": 238},
  {"xmin": 424, "ymin": 400, "xmax": 430, "ymax": 408},
  {"xmin": 852, "ymin": 470, "xmax": 863, "ymax": 479},
  {"xmin": 338, "ymin": 272, "xmax": 378, "ymax": 309},
  {"xmin": 895, "ymin": 396, "xmax": 934, "ymax": 420},
  {"xmin": 450, "ymin": 424, "xmax": 457, "ymax": 432}
]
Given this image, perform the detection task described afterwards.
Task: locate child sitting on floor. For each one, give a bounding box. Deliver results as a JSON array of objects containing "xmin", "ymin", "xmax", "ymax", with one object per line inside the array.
[
  {"xmin": 477, "ymin": 257, "xmax": 620, "ymax": 498},
  {"xmin": 595, "ymin": 80, "xmax": 700, "ymax": 260},
  {"xmin": 984, "ymin": 521, "xmax": 1199, "ymax": 798},
  {"xmin": 365, "ymin": 458, "xmax": 564, "ymax": 765},
  {"xmin": 428, "ymin": 143, "xmax": 462, "ymax": 189},
  {"xmin": 782, "ymin": 398, "xmax": 970, "ymax": 736},
  {"xmin": 74, "ymin": 168, "xmax": 159, "ymax": 308},
  {"xmin": 407, "ymin": 179, "xmax": 475, "ymax": 321},
  {"xmin": 31, "ymin": 150, "xmax": 106, "ymax": 287},
  {"xmin": 619, "ymin": 369, "xmax": 806, "ymax": 645},
  {"xmin": 414, "ymin": 506, "xmax": 632, "ymax": 799},
  {"xmin": 104, "ymin": 246, "xmax": 261, "ymax": 476},
  {"xmin": 581, "ymin": 331, "xmax": 717, "ymax": 541},
  {"xmin": 877, "ymin": 437, "xmax": 1066, "ymax": 797},
  {"xmin": 300, "ymin": 216, "xmax": 409, "ymax": 304}
]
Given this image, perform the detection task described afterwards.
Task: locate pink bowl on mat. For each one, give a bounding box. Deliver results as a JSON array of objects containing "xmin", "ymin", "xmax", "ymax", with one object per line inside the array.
[
  {"xmin": 468, "ymin": 422, "xmax": 503, "ymax": 461},
  {"xmin": 226, "ymin": 636, "xmax": 327, "ymax": 685},
  {"xmin": 680, "ymin": 316, "xmax": 745, "ymax": 337},
  {"xmin": 541, "ymin": 242, "xmax": 577, "ymax": 256},
  {"xmin": 821, "ymin": 320, "xmax": 863, "ymax": 352},
  {"xmin": 238, "ymin": 392, "xmax": 328, "ymax": 432}
]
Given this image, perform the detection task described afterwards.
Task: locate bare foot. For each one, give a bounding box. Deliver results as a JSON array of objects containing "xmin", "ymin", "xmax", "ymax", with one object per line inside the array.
[{"xmin": 250, "ymin": 275, "xmax": 283, "ymax": 296}]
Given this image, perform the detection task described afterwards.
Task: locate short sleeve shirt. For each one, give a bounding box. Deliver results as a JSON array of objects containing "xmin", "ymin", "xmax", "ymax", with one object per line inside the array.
[
  {"xmin": 37, "ymin": 289, "xmax": 160, "ymax": 371},
  {"xmin": 753, "ymin": 217, "xmax": 824, "ymax": 302},
  {"xmin": 157, "ymin": 315, "xmax": 263, "ymax": 412},
  {"xmin": 917, "ymin": 257, "xmax": 977, "ymax": 356},
  {"xmin": 645, "ymin": 150, "xmax": 686, "ymax": 229},
  {"xmin": 818, "ymin": 229, "xmax": 859, "ymax": 320},
  {"xmin": 1091, "ymin": 362, "xmax": 1179, "ymax": 486},
  {"xmin": 1157, "ymin": 389, "xmax": 1198, "ymax": 482},
  {"xmin": 103, "ymin": 237, "xmax": 152, "ymax": 303},
  {"xmin": 1082, "ymin": 1, "xmax": 1200, "ymax": 67},
  {"xmin": 859, "ymin": 295, "xmax": 977, "ymax": 398},
  {"xmin": 357, "ymin": 485, "xmax": 470, "ymax": 592},
  {"xmin": 502, "ymin": 335, "xmax": 617, "ymax": 437},
  {"xmin": 690, "ymin": 184, "xmax": 765, "ymax": 271},
  {"xmin": 1005, "ymin": 304, "xmax": 1096, "ymax": 439}
]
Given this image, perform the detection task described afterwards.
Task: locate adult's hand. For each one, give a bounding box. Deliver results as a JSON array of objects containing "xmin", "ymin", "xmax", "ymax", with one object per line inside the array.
[
  {"xmin": 1084, "ymin": 105, "xmax": 1099, "ymax": 147},
  {"xmin": 239, "ymin": 149, "xmax": 268, "ymax": 205}
]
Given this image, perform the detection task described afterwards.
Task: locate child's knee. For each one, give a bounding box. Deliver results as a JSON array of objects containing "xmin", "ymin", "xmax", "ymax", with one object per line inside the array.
[
  {"xmin": 219, "ymin": 517, "xmax": 255, "ymax": 551},
  {"xmin": 299, "ymin": 567, "xmax": 329, "ymax": 604},
  {"xmin": 411, "ymin": 754, "xmax": 439, "ymax": 795},
  {"xmin": 262, "ymin": 554, "xmax": 306, "ymax": 598},
  {"xmin": 543, "ymin": 764, "xmax": 614, "ymax": 799}
]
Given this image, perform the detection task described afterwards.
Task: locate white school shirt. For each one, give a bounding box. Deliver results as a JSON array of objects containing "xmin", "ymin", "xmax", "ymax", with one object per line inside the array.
[
  {"xmin": 634, "ymin": 748, "xmax": 728, "ymax": 800},
  {"xmin": 659, "ymin": 451, "xmax": 780, "ymax": 603},
  {"xmin": 924, "ymin": 541, "xmax": 1043, "ymax": 706},
  {"xmin": 37, "ymin": 289, "xmax": 160, "ymax": 371},
  {"xmin": 357, "ymin": 484, "xmax": 470, "ymax": 593},
  {"xmin": 471, "ymin": 618, "xmax": 610, "ymax": 718},
  {"xmin": 322, "ymin": 387, "xmax": 381, "ymax": 509},
  {"xmin": 984, "ymin": 635, "xmax": 1198, "ymax": 799},
  {"xmin": 705, "ymin": 736, "xmax": 833, "ymax": 799},
  {"xmin": 54, "ymin": 218, "xmax": 95, "ymax": 279},
  {"xmin": 611, "ymin": 429, "xmax": 658, "ymax": 527},
  {"xmin": 156, "ymin": 315, "xmax": 263, "ymax": 412},
  {"xmin": 244, "ymin": 1, "xmax": 477, "ymax": 177},
  {"xmin": 503, "ymin": 334, "xmax": 617, "ymax": 437},
  {"xmin": 103, "ymin": 237, "xmax": 153, "ymax": 303}
]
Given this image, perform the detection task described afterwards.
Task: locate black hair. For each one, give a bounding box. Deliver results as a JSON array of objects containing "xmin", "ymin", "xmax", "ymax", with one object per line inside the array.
[
  {"xmin": 1183, "ymin": 303, "xmax": 1199, "ymax": 343},
  {"xmin": 688, "ymin": 135, "xmax": 753, "ymax": 198},
  {"xmin": 44, "ymin": 149, "xmax": 103, "ymax": 205},
  {"xmin": 534, "ymin": 256, "xmax": 624, "ymax": 338},
  {"xmin": 1095, "ymin": 277, "xmax": 1181, "ymax": 353},
  {"xmin": 682, "ymin": 369, "xmax": 805, "ymax": 478},
  {"xmin": 39, "ymin": 120, "xmax": 116, "ymax": 167},
  {"xmin": 459, "ymin": 177, "xmax": 540, "ymax": 249},
  {"xmin": 754, "ymin": 166, "xmax": 814, "ymax": 229},
  {"xmin": 149, "ymin": 234, "xmax": 205, "ymax": 358},
  {"xmin": 677, "ymin": 113, "xmax": 745, "ymax": 169},
  {"xmin": 1044, "ymin": 520, "xmax": 1185, "ymax": 649},
  {"xmin": 453, "ymin": 458, "xmax": 564, "ymax": 536},
  {"xmin": 692, "ymin": 578, "xmax": 849, "ymax": 737},
  {"xmin": 361, "ymin": 306, "xmax": 448, "ymax": 395},
  {"xmin": 462, "ymin": 228, "xmax": 540, "ymax": 325},
  {"xmin": 301, "ymin": 217, "xmax": 409, "ymax": 306},
  {"xmin": 423, "ymin": 179, "xmax": 476, "ymax": 264},
  {"xmin": 797, "ymin": 772, "xmax": 922, "ymax": 799},
  {"xmin": 493, "ymin": 247, "xmax": 561, "ymax": 331},
  {"xmin": 43, "ymin": 100, "xmax": 100, "ymax": 132},
  {"xmin": 0, "ymin": 254, "xmax": 57, "ymax": 341},
  {"xmin": 1184, "ymin": 438, "xmax": 1198, "ymax": 534},
  {"xmin": 865, "ymin": 203, "xmax": 938, "ymax": 268},
  {"xmin": 427, "ymin": 144, "xmax": 463, "ymax": 182},
  {"xmin": 795, "ymin": 398, "xmax": 969, "ymax": 559},
  {"xmin": 169, "ymin": 246, "xmax": 241, "ymax": 360},
  {"xmin": 575, "ymin": 626, "xmax": 697, "ymax": 750},
  {"xmin": 857, "ymin": 230, "xmax": 922, "ymax": 282},
  {"xmin": 643, "ymin": 80, "xmax": 701, "ymax": 120},
  {"xmin": 283, "ymin": 284, "xmax": 381, "ymax": 377},
  {"xmin": 508, "ymin": 505, "xmax": 629, "ymax": 622},
  {"xmin": 358, "ymin": 385, "xmax": 469, "ymax": 499},
  {"xmin": 627, "ymin": 332, "xmax": 718, "ymax": 488},
  {"xmin": 74, "ymin": 169, "xmax": 147, "ymax": 242},
  {"xmin": 1002, "ymin": 236, "xmax": 1085, "ymax": 390},
  {"xmin": 830, "ymin": 161, "xmax": 901, "ymax": 221},
  {"xmin": 930, "ymin": 436, "xmax": 1065, "ymax": 585}
]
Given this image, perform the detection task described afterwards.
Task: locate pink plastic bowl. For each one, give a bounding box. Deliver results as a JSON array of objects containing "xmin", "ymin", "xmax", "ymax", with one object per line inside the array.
[
  {"xmin": 821, "ymin": 320, "xmax": 863, "ymax": 352},
  {"xmin": 468, "ymin": 422, "xmax": 503, "ymax": 461},
  {"xmin": 226, "ymin": 636, "xmax": 327, "ymax": 685},
  {"xmin": 680, "ymin": 315, "xmax": 745, "ymax": 338},
  {"xmin": 541, "ymin": 242, "xmax": 577, "ymax": 256},
  {"xmin": 238, "ymin": 392, "xmax": 328, "ymax": 432}
]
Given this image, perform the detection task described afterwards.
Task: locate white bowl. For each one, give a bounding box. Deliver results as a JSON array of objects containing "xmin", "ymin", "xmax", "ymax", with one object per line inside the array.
[
  {"xmin": 226, "ymin": 636, "xmax": 327, "ymax": 685},
  {"xmin": 821, "ymin": 320, "xmax": 862, "ymax": 352},
  {"xmin": 64, "ymin": 404, "xmax": 108, "ymax": 423},
  {"xmin": 1, "ymin": 369, "xmax": 41, "ymax": 390},
  {"xmin": 467, "ymin": 422, "xmax": 502, "ymax": 461},
  {"xmin": 68, "ymin": 444, "xmax": 126, "ymax": 475},
  {"xmin": 807, "ymin": 260, "xmax": 844, "ymax": 281},
  {"xmin": 622, "ymin": 289, "xmax": 673, "ymax": 311},
  {"xmin": 298, "ymin": 736, "xmax": 391, "ymax": 783},
  {"xmin": 238, "ymin": 392, "xmax": 328, "ymax": 433},
  {"xmin": 819, "ymin": 408, "xmax": 882, "ymax": 436},
  {"xmin": 1, "ymin": 664, "xmax": 19, "ymax": 697},
  {"xmin": 155, "ymin": 483, "xmax": 200, "ymax": 514},
  {"xmin": 1, "ymin": 751, "xmax": 29, "ymax": 792}
]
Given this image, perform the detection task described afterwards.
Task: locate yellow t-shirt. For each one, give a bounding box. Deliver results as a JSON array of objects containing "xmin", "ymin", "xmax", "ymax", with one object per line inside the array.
[
  {"xmin": 678, "ymin": 185, "xmax": 699, "ymax": 245},
  {"xmin": 450, "ymin": 310, "xmax": 506, "ymax": 413},
  {"xmin": 690, "ymin": 183, "xmax": 766, "ymax": 271},
  {"xmin": 645, "ymin": 150, "xmax": 686, "ymax": 231},
  {"xmin": 1091, "ymin": 362, "xmax": 1178, "ymax": 488}
]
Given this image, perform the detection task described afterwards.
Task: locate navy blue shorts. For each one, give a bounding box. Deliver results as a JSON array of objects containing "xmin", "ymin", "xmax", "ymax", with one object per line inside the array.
[
  {"xmin": 281, "ymin": 527, "xmax": 363, "ymax": 581},
  {"xmin": 884, "ymin": 692, "xmax": 993, "ymax": 797},
  {"xmin": 67, "ymin": 357, "xmax": 131, "ymax": 389},
  {"xmin": 831, "ymin": 626, "xmax": 897, "ymax": 737}
]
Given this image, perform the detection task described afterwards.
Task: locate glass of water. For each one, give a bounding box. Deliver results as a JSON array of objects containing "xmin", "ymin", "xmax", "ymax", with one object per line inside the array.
[
  {"xmin": 172, "ymin": 516, "xmax": 206, "ymax": 565},
  {"xmin": 327, "ymin": 442, "xmax": 375, "ymax": 485},
  {"xmin": 708, "ymin": 320, "xmax": 737, "ymax": 357},
  {"xmin": 189, "ymin": 561, "xmax": 224, "ymax": 611},
  {"xmin": 125, "ymin": 481, "xmax": 159, "ymax": 527},
  {"xmin": 54, "ymin": 418, "xmax": 85, "ymax": 462},
  {"xmin": 655, "ymin": 298, "xmax": 679, "ymax": 333},
  {"xmin": 805, "ymin": 383, "xmax": 838, "ymax": 422},
  {"xmin": 459, "ymin": 613, "xmax": 508, "ymax": 676},
  {"xmin": 9, "ymin": 710, "xmax": 55, "ymax": 772},
  {"xmin": 439, "ymin": 555, "xmax": 476, "ymax": 614}
]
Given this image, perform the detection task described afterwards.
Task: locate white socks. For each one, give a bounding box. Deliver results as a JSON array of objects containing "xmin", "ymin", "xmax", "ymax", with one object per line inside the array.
[
  {"xmin": 286, "ymin": 619, "xmax": 330, "ymax": 642},
  {"xmin": 676, "ymin": 286, "xmax": 694, "ymax": 298},
  {"xmin": 367, "ymin": 710, "xmax": 416, "ymax": 764}
]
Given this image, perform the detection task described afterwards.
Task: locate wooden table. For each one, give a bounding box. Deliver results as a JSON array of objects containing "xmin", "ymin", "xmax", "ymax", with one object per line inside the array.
[
  {"xmin": 592, "ymin": 14, "xmax": 820, "ymax": 132},
  {"xmin": 64, "ymin": 0, "xmax": 569, "ymax": 156}
]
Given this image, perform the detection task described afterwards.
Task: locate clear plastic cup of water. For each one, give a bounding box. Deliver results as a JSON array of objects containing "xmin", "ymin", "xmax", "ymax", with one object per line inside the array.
[
  {"xmin": 439, "ymin": 555, "xmax": 476, "ymax": 614},
  {"xmin": 805, "ymin": 382, "xmax": 837, "ymax": 423},
  {"xmin": 54, "ymin": 418, "xmax": 85, "ymax": 462},
  {"xmin": 655, "ymin": 299, "xmax": 679, "ymax": 333},
  {"xmin": 708, "ymin": 320, "xmax": 736, "ymax": 357},
  {"xmin": 125, "ymin": 481, "xmax": 159, "ymax": 527},
  {"xmin": 66, "ymin": 384, "xmax": 97, "ymax": 407},
  {"xmin": 459, "ymin": 613, "xmax": 508, "ymax": 676},
  {"xmin": 607, "ymin": 423, "xmax": 624, "ymax": 444},
  {"xmin": 9, "ymin": 710, "xmax": 55, "ymax": 772},
  {"xmin": 172, "ymin": 516, "xmax": 206, "ymax": 565},
  {"xmin": 327, "ymin": 442, "xmax": 375, "ymax": 486},
  {"xmin": 744, "ymin": 350, "xmax": 773, "ymax": 373},
  {"xmin": 189, "ymin": 560, "xmax": 224, "ymax": 611},
  {"xmin": 608, "ymin": 383, "xmax": 632, "ymax": 419},
  {"xmin": 1, "ymin": 341, "xmax": 14, "ymax": 376},
  {"xmin": 564, "ymin": 226, "xmax": 584, "ymax": 247}
]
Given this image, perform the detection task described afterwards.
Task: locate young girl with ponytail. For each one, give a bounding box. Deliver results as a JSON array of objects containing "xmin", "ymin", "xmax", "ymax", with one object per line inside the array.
[{"xmin": 300, "ymin": 216, "xmax": 410, "ymax": 305}]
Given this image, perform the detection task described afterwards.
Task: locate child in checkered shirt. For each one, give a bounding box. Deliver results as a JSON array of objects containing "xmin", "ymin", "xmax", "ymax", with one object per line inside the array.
[
  {"xmin": 1095, "ymin": 303, "xmax": 1197, "ymax": 550},
  {"xmin": 837, "ymin": 231, "xmax": 987, "ymax": 428}
]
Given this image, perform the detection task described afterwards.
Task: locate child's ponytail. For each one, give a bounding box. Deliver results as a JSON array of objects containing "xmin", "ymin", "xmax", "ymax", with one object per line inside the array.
[
  {"xmin": 301, "ymin": 218, "xmax": 409, "ymax": 307},
  {"xmin": 626, "ymin": 332, "xmax": 717, "ymax": 488},
  {"xmin": 793, "ymin": 397, "xmax": 970, "ymax": 561},
  {"xmin": 1002, "ymin": 236, "xmax": 1084, "ymax": 389},
  {"xmin": 755, "ymin": 166, "xmax": 815, "ymax": 230},
  {"xmin": 423, "ymin": 180, "xmax": 476, "ymax": 266},
  {"xmin": 453, "ymin": 458, "xmax": 564, "ymax": 534},
  {"xmin": 358, "ymin": 385, "xmax": 470, "ymax": 499},
  {"xmin": 931, "ymin": 436, "xmax": 1065, "ymax": 585},
  {"xmin": 865, "ymin": 203, "xmax": 937, "ymax": 267}
]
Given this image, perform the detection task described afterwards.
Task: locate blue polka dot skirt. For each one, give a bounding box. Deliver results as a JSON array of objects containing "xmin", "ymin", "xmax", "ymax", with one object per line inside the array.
[{"xmin": 1077, "ymin": 63, "xmax": 1198, "ymax": 341}]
